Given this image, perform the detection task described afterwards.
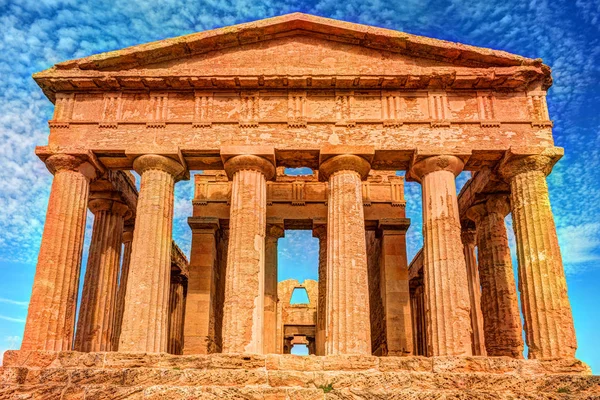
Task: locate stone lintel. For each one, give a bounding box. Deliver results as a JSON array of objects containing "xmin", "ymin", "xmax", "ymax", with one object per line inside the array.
[{"xmin": 171, "ymin": 242, "xmax": 189, "ymax": 278}]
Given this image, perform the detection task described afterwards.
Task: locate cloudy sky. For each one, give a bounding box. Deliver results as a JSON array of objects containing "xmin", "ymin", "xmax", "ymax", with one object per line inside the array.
[{"xmin": 1, "ymin": 0, "xmax": 599, "ymax": 369}]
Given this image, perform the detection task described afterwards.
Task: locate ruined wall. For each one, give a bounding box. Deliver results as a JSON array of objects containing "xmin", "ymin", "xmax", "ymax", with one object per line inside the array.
[{"xmin": 366, "ymin": 231, "xmax": 385, "ymax": 355}]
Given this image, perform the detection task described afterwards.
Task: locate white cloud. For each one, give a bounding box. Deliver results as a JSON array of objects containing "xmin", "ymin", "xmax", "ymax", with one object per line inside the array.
[{"xmin": 0, "ymin": 298, "xmax": 28, "ymax": 307}]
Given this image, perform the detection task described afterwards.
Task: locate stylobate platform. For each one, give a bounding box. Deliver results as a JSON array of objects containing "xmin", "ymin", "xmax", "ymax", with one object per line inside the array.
[{"xmin": 1, "ymin": 351, "xmax": 598, "ymax": 399}]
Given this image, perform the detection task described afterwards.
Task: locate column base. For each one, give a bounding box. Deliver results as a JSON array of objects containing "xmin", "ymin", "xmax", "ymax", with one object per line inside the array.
[{"xmin": 2, "ymin": 350, "xmax": 595, "ymax": 399}]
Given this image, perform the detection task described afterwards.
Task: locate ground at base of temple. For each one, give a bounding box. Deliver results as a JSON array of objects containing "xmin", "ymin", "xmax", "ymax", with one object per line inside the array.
[{"xmin": 0, "ymin": 351, "xmax": 598, "ymax": 399}]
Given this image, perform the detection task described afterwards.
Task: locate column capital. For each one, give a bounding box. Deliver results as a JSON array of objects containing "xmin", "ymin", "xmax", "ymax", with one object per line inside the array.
[
  {"xmin": 409, "ymin": 155, "xmax": 464, "ymax": 182},
  {"xmin": 498, "ymin": 147, "xmax": 563, "ymax": 181},
  {"xmin": 122, "ymin": 226, "xmax": 134, "ymax": 243},
  {"xmin": 133, "ymin": 154, "xmax": 186, "ymax": 180},
  {"xmin": 318, "ymin": 154, "xmax": 371, "ymax": 181},
  {"xmin": 223, "ymin": 155, "xmax": 275, "ymax": 180},
  {"xmin": 466, "ymin": 203, "xmax": 486, "ymax": 225},
  {"xmin": 460, "ymin": 229, "xmax": 477, "ymax": 246},
  {"xmin": 88, "ymin": 198, "xmax": 130, "ymax": 218},
  {"xmin": 485, "ymin": 195, "xmax": 511, "ymax": 217},
  {"xmin": 312, "ymin": 223, "xmax": 327, "ymax": 239},
  {"xmin": 266, "ymin": 224, "xmax": 285, "ymax": 240},
  {"xmin": 43, "ymin": 153, "xmax": 103, "ymax": 181}
]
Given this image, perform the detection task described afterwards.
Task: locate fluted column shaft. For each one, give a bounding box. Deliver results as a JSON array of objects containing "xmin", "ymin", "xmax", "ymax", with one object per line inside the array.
[
  {"xmin": 320, "ymin": 155, "xmax": 371, "ymax": 355},
  {"xmin": 119, "ymin": 155, "xmax": 184, "ymax": 353},
  {"xmin": 411, "ymin": 155, "xmax": 472, "ymax": 356},
  {"xmin": 461, "ymin": 230, "xmax": 486, "ymax": 356},
  {"xmin": 313, "ymin": 224, "xmax": 327, "ymax": 356},
  {"xmin": 501, "ymin": 153, "xmax": 576, "ymax": 359},
  {"xmin": 264, "ymin": 224, "xmax": 284, "ymax": 354},
  {"xmin": 22, "ymin": 154, "xmax": 97, "ymax": 351},
  {"xmin": 221, "ymin": 155, "xmax": 275, "ymax": 354},
  {"xmin": 75, "ymin": 198, "xmax": 128, "ymax": 352},
  {"xmin": 111, "ymin": 226, "xmax": 133, "ymax": 350},
  {"xmin": 469, "ymin": 198, "xmax": 524, "ymax": 358},
  {"xmin": 168, "ymin": 275, "xmax": 187, "ymax": 355}
]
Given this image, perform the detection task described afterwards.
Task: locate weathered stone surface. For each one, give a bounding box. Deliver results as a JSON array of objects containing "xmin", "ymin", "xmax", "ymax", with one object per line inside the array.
[
  {"xmin": 21, "ymin": 154, "xmax": 99, "ymax": 351},
  {"xmin": 120, "ymin": 155, "xmax": 185, "ymax": 353},
  {"xmin": 112, "ymin": 226, "xmax": 134, "ymax": 350},
  {"xmin": 221, "ymin": 154, "xmax": 274, "ymax": 354},
  {"xmin": 264, "ymin": 224, "xmax": 284, "ymax": 354},
  {"xmin": 460, "ymin": 229, "xmax": 486, "ymax": 357},
  {"xmin": 410, "ymin": 155, "xmax": 472, "ymax": 357},
  {"xmin": 321, "ymin": 155, "xmax": 372, "ymax": 355},
  {"xmin": 500, "ymin": 150, "xmax": 577, "ymax": 359},
  {"xmin": 467, "ymin": 196, "xmax": 524, "ymax": 358},
  {"xmin": 0, "ymin": 353, "xmax": 597, "ymax": 399},
  {"xmin": 75, "ymin": 198, "xmax": 128, "ymax": 352}
]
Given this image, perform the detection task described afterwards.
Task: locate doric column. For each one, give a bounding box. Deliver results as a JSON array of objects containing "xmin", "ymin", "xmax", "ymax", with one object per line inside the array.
[
  {"xmin": 320, "ymin": 154, "xmax": 372, "ymax": 355},
  {"xmin": 75, "ymin": 197, "xmax": 129, "ymax": 352},
  {"xmin": 460, "ymin": 229, "xmax": 486, "ymax": 356},
  {"xmin": 264, "ymin": 222, "xmax": 284, "ymax": 354},
  {"xmin": 312, "ymin": 223, "xmax": 327, "ymax": 356},
  {"xmin": 221, "ymin": 155, "xmax": 275, "ymax": 353},
  {"xmin": 184, "ymin": 217, "xmax": 220, "ymax": 354},
  {"xmin": 168, "ymin": 274, "xmax": 187, "ymax": 355},
  {"xmin": 410, "ymin": 155, "xmax": 472, "ymax": 356},
  {"xmin": 119, "ymin": 155, "xmax": 185, "ymax": 353},
  {"xmin": 379, "ymin": 219, "xmax": 413, "ymax": 356},
  {"xmin": 22, "ymin": 154, "xmax": 99, "ymax": 351},
  {"xmin": 468, "ymin": 197, "xmax": 523, "ymax": 358},
  {"xmin": 111, "ymin": 225, "xmax": 134, "ymax": 350},
  {"xmin": 500, "ymin": 150, "xmax": 576, "ymax": 359}
]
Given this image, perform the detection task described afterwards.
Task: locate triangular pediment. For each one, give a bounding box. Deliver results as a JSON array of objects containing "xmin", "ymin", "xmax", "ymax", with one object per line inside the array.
[
  {"xmin": 117, "ymin": 35, "xmax": 463, "ymax": 77},
  {"xmin": 41, "ymin": 13, "xmax": 544, "ymax": 73}
]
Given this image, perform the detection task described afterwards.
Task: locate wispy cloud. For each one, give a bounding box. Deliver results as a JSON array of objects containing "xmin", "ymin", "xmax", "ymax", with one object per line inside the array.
[
  {"xmin": 0, "ymin": 315, "xmax": 26, "ymax": 323},
  {"xmin": 0, "ymin": 298, "xmax": 28, "ymax": 307}
]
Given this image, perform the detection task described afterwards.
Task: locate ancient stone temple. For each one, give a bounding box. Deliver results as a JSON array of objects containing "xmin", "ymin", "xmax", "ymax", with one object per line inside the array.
[{"xmin": 1, "ymin": 12, "xmax": 598, "ymax": 399}]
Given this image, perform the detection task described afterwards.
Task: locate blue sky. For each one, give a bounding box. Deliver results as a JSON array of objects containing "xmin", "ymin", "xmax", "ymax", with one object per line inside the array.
[{"xmin": 0, "ymin": 0, "xmax": 599, "ymax": 370}]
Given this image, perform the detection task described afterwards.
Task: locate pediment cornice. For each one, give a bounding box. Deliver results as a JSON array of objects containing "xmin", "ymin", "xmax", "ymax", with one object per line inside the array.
[{"xmin": 33, "ymin": 13, "xmax": 552, "ymax": 102}]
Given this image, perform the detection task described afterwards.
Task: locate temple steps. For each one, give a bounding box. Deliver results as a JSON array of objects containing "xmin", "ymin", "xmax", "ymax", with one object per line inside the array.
[{"xmin": 1, "ymin": 351, "xmax": 598, "ymax": 399}]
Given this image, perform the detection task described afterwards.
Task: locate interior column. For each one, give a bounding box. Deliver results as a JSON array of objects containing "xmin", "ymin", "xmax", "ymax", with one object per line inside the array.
[
  {"xmin": 75, "ymin": 197, "xmax": 129, "ymax": 352},
  {"xmin": 264, "ymin": 222, "xmax": 284, "ymax": 354}
]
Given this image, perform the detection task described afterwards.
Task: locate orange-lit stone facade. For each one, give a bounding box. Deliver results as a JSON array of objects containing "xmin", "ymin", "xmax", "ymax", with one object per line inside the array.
[{"xmin": 2, "ymin": 12, "xmax": 591, "ymax": 400}]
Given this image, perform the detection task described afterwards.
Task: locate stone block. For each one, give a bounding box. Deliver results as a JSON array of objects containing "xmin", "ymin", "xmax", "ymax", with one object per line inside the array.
[
  {"xmin": 0, "ymin": 368, "xmax": 27, "ymax": 385},
  {"xmin": 180, "ymin": 368, "xmax": 267, "ymax": 386},
  {"xmin": 268, "ymin": 370, "xmax": 317, "ymax": 387},
  {"xmin": 2, "ymin": 350, "xmax": 57, "ymax": 368},
  {"xmin": 122, "ymin": 368, "xmax": 184, "ymax": 386},
  {"xmin": 267, "ymin": 355, "xmax": 324, "ymax": 371},
  {"xmin": 103, "ymin": 352, "xmax": 163, "ymax": 368},
  {"xmin": 432, "ymin": 356, "xmax": 490, "ymax": 373},
  {"xmin": 69, "ymin": 368, "xmax": 125, "ymax": 385},
  {"xmin": 322, "ymin": 355, "xmax": 379, "ymax": 371},
  {"xmin": 84, "ymin": 385, "xmax": 145, "ymax": 400},
  {"xmin": 53, "ymin": 351, "xmax": 104, "ymax": 368},
  {"xmin": 24, "ymin": 367, "xmax": 70, "ymax": 385},
  {"xmin": 378, "ymin": 356, "xmax": 432, "ymax": 372},
  {"xmin": 208, "ymin": 353, "xmax": 266, "ymax": 369}
]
